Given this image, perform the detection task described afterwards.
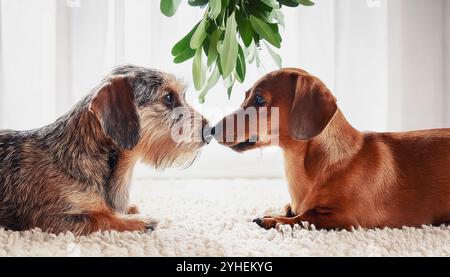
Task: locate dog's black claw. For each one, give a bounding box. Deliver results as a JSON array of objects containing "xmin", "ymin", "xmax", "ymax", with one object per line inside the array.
[
  {"xmin": 143, "ymin": 220, "xmax": 158, "ymax": 232},
  {"xmin": 253, "ymin": 218, "xmax": 263, "ymax": 227}
]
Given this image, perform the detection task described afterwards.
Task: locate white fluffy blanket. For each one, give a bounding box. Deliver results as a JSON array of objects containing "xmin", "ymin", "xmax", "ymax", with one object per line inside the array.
[{"xmin": 0, "ymin": 179, "xmax": 449, "ymax": 256}]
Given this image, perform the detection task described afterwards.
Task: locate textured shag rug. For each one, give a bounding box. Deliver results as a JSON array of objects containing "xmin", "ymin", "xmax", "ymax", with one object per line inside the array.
[{"xmin": 0, "ymin": 178, "xmax": 449, "ymax": 257}]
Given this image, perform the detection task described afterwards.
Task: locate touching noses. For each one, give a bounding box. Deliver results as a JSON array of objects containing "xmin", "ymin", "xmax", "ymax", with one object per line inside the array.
[{"xmin": 202, "ymin": 119, "xmax": 215, "ymax": 144}]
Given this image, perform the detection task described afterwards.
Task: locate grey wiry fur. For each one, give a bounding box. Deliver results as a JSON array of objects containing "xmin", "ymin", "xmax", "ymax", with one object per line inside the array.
[{"xmin": 0, "ymin": 65, "xmax": 207, "ymax": 235}]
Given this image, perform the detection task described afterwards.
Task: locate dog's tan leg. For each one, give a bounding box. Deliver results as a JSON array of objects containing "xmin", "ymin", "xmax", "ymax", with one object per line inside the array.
[
  {"xmin": 254, "ymin": 214, "xmax": 304, "ymax": 230},
  {"xmin": 39, "ymin": 208, "xmax": 157, "ymax": 235},
  {"xmin": 52, "ymin": 191, "xmax": 156, "ymax": 235},
  {"xmin": 81, "ymin": 210, "xmax": 157, "ymax": 234},
  {"xmin": 254, "ymin": 209, "xmax": 353, "ymax": 231},
  {"xmin": 71, "ymin": 211, "xmax": 157, "ymax": 235}
]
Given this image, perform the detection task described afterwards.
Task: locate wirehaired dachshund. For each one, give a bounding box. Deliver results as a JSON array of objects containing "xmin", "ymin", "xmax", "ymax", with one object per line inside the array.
[{"xmin": 0, "ymin": 65, "xmax": 212, "ymax": 235}]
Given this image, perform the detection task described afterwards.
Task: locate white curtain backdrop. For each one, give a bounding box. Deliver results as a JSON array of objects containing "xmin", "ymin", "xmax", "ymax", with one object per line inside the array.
[{"xmin": 0, "ymin": 0, "xmax": 449, "ymax": 178}]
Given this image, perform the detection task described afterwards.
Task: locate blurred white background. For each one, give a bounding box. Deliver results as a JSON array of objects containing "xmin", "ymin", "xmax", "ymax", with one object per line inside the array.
[{"xmin": 0, "ymin": 0, "xmax": 449, "ymax": 179}]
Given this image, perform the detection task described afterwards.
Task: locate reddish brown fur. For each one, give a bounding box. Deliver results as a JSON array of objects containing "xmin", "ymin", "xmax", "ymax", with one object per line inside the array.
[{"xmin": 215, "ymin": 68, "xmax": 450, "ymax": 230}]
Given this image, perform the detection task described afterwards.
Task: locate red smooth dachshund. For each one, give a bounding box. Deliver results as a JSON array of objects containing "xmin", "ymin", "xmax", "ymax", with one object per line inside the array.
[{"xmin": 214, "ymin": 68, "xmax": 450, "ymax": 230}]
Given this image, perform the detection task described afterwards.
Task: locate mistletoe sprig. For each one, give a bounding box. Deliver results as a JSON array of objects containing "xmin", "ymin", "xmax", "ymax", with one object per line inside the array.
[{"xmin": 160, "ymin": 0, "xmax": 315, "ymax": 103}]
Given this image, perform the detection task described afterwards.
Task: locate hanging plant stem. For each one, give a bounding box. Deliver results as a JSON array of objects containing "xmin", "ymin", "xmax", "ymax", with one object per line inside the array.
[{"xmin": 160, "ymin": 0, "xmax": 315, "ymax": 103}]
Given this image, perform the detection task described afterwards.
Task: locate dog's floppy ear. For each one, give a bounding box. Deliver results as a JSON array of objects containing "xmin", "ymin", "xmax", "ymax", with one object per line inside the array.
[
  {"xmin": 288, "ymin": 74, "xmax": 337, "ymax": 140},
  {"xmin": 89, "ymin": 75, "xmax": 140, "ymax": 150}
]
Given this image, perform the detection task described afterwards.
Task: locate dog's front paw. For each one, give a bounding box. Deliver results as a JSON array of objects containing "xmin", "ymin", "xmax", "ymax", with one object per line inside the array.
[
  {"xmin": 253, "ymin": 217, "xmax": 278, "ymax": 230},
  {"xmin": 139, "ymin": 216, "xmax": 159, "ymax": 231},
  {"xmin": 125, "ymin": 215, "xmax": 159, "ymax": 232}
]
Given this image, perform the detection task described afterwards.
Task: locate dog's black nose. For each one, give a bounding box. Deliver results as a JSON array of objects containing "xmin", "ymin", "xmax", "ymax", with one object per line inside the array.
[
  {"xmin": 253, "ymin": 218, "xmax": 263, "ymax": 227},
  {"xmin": 202, "ymin": 125, "xmax": 214, "ymax": 144}
]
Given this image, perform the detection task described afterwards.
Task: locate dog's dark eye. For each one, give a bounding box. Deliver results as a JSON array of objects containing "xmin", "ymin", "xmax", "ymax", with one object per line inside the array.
[
  {"xmin": 254, "ymin": 95, "xmax": 265, "ymax": 106},
  {"xmin": 164, "ymin": 93, "xmax": 174, "ymax": 106}
]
